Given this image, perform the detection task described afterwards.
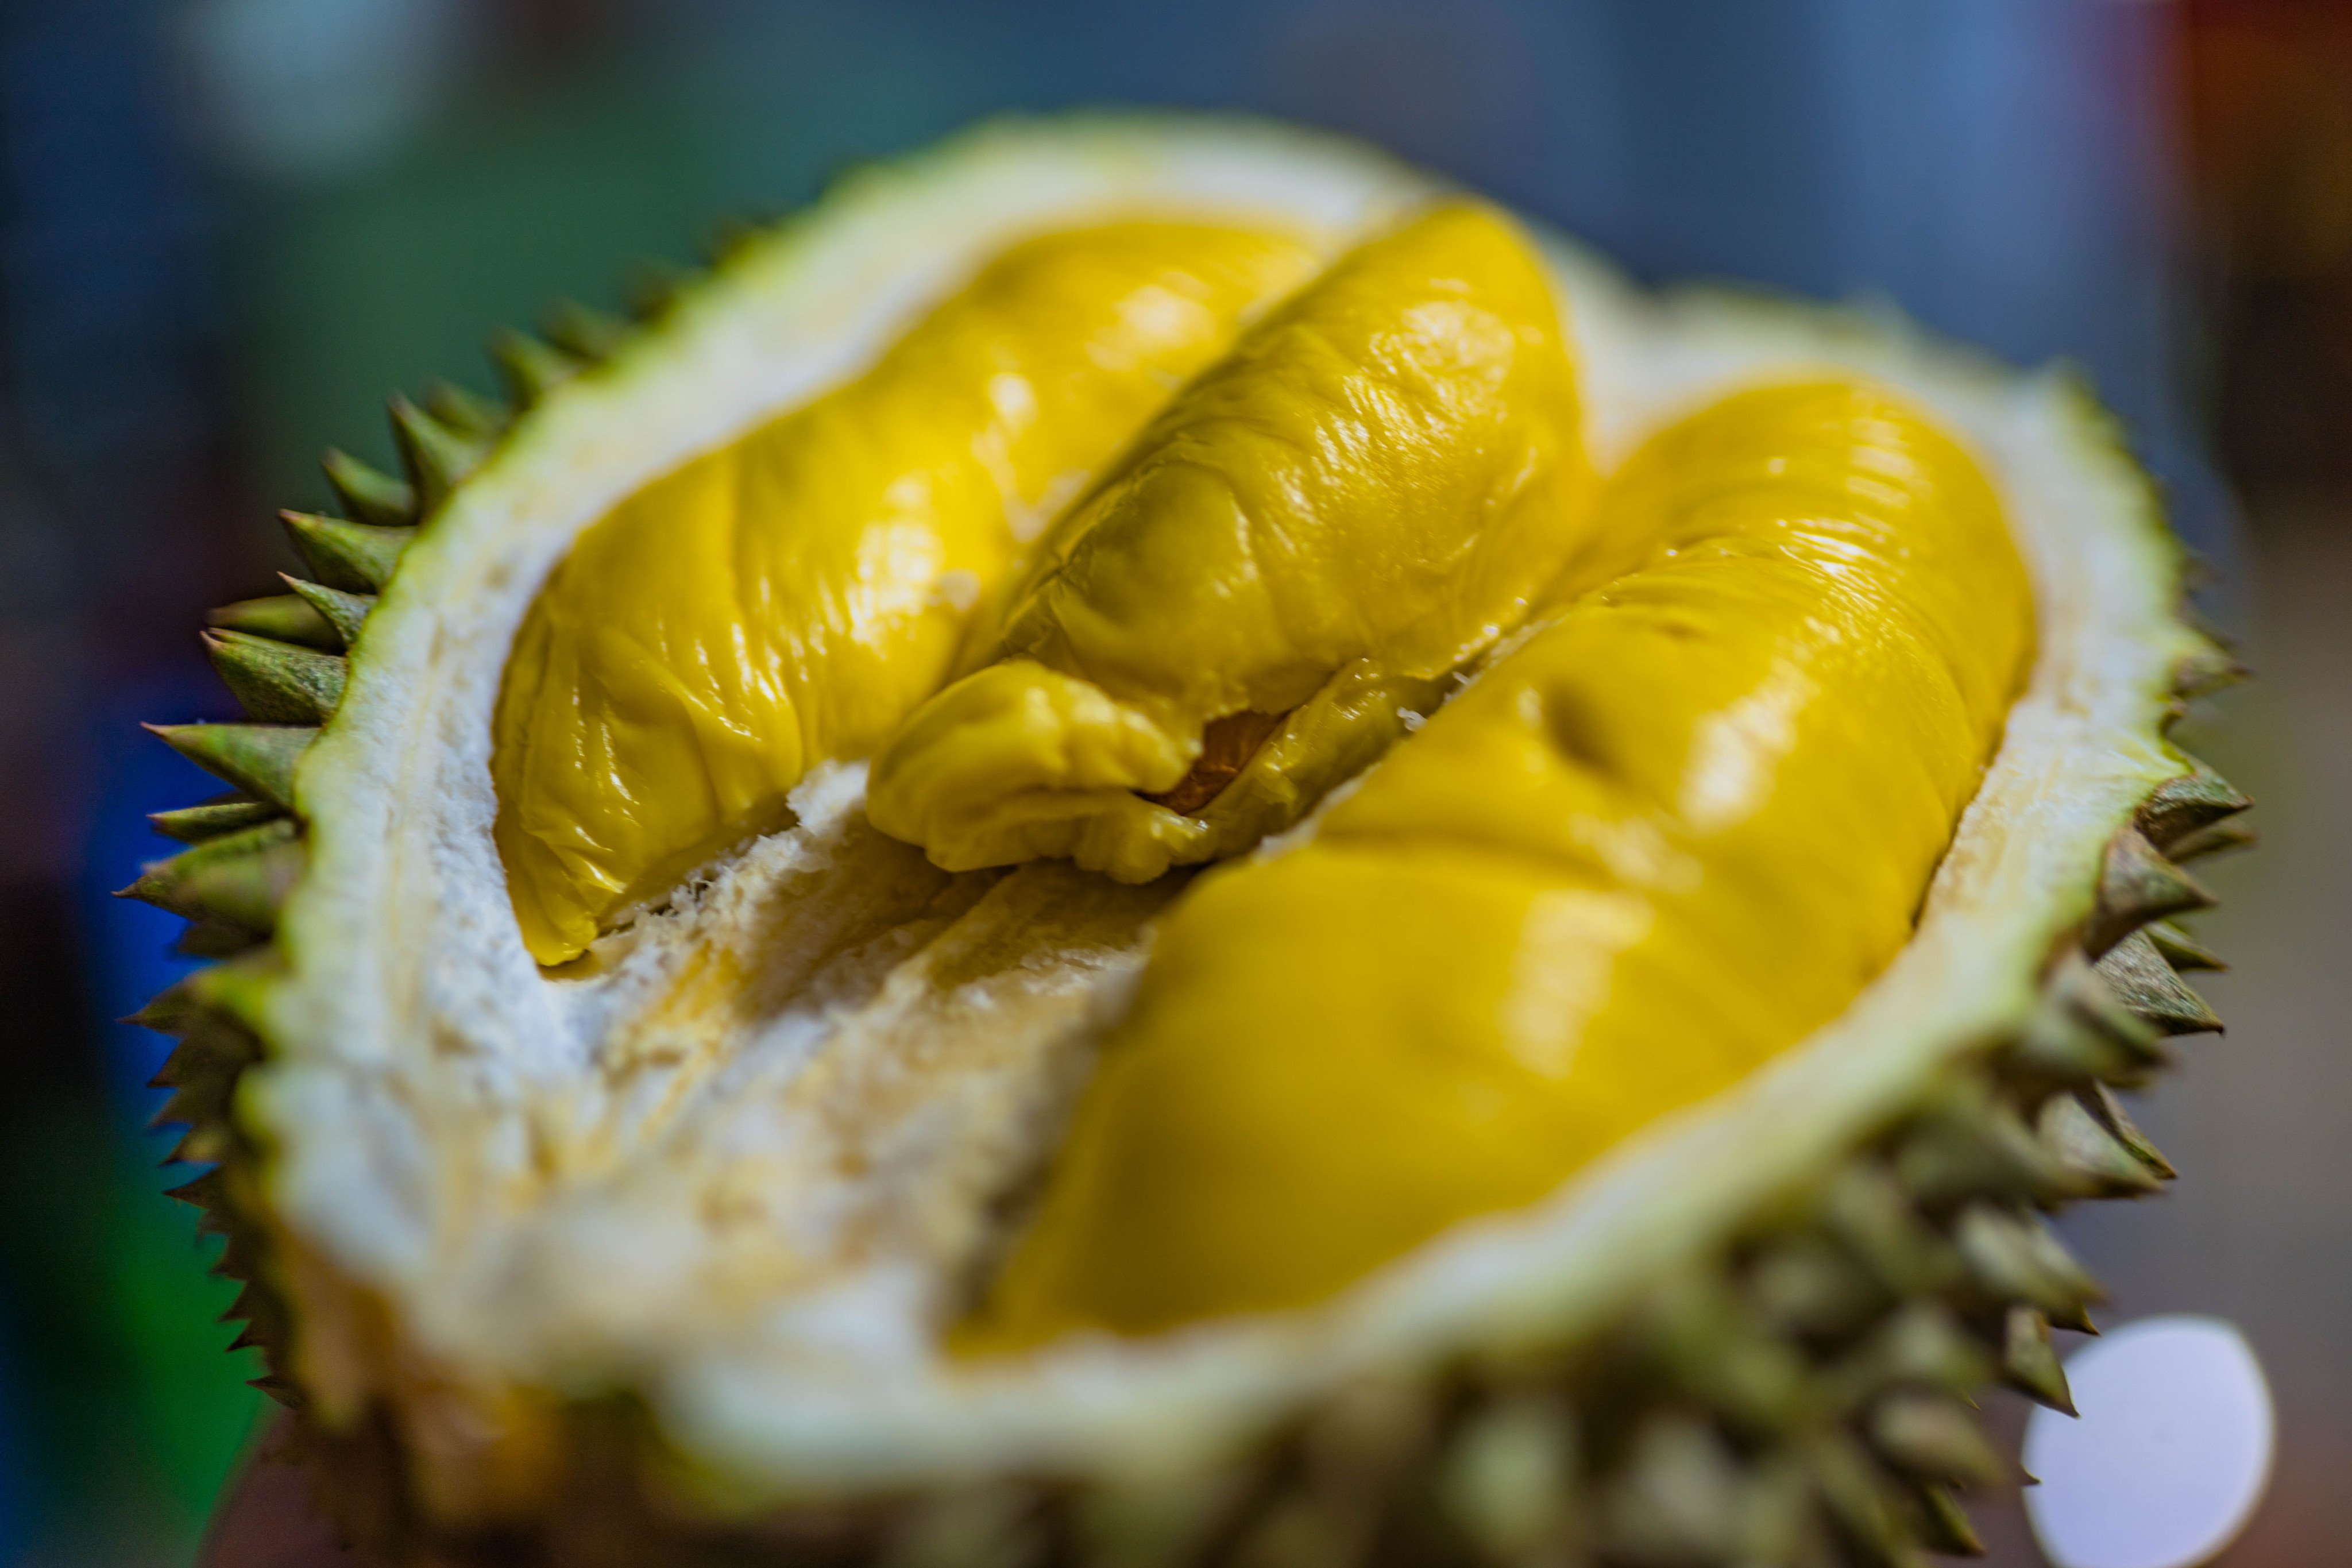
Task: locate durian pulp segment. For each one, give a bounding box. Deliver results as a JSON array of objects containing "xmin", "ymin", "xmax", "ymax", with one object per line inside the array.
[
  {"xmin": 866, "ymin": 203, "xmax": 1593, "ymax": 882},
  {"xmin": 968, "ymin": 380, "xmax": 2033, "ymax": 1345},
  {"xmin": 491, "ymin": 222, "xmax": 1322, "ymax": 964}
]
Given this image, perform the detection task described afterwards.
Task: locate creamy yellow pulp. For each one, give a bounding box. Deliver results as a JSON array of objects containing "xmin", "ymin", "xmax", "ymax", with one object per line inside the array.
[
  {"xmin": 965, "ymin": 380, "xmax": 2034, "ymax": 1346},
  {"xmin": 492, "ymin": 223, "xmax": 1323, "ymax": 964},
  {"xmin": 866, "ymin": 203, "xmax": 1594, "ymax": 882}
]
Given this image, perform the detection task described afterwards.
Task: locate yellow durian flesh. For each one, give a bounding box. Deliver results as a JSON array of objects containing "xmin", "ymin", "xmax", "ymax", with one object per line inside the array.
[
  {"xmin": 491, "ymin": 222, "xmax": 1322, "ymax": 964},
  {"xmin": 865, "ymin": 202, "xmax": 1594, "ymax": 883},
  {"xmin": 966, "ymin": 380, "xmax": 2034, "ymax": 1346}
]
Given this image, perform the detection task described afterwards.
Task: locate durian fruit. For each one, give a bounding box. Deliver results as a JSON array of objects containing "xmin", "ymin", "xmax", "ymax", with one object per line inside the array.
[{"xmin": 126, "ymin": 113, "xmax": 2250, "ymax": 1567}]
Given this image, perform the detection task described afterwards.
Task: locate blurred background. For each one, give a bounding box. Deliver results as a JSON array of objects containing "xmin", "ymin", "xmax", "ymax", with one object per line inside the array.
[{"xmin": 0, "ymin": 0, "xmax": 2342, "ymax": 1562}]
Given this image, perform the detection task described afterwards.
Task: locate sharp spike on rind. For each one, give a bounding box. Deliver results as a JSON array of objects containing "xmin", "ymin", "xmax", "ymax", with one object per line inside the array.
[
  {"xmin": 1798, "ymin": 1430, "xmax": 1920, "ymax": 1568},
  {"xmin": 206, "ymin": 593, "xmax": 339, "ymax": 652},
  {"xmin": 146, "ymin": 723, "xmax": 314, "ymax": 810},
  {"xmin": 175, "ymin": 917, "xmax": 265, "ymax": 958},
  {"xmin": 625, "ymin": 261, "xmax": 696, "ymax": 322},
  {"xmin": 2036, "ymin": 1091, "xmax": 2166, "ymax": 1197},
  {"xmin": 1746, "ymin": 1235, "xmax": 1882, "ymax": 1341},
  {"xmin": 705, "ymin": 213, "xmax": 771, "ymax": 268},
  {"xmin": 389, "ymin": 395, "xmax": 488, "ymax": 513},
  {"xmin": 1856, "ymin": 1303, "xmax": 1990, "ymax": 1400},
  {"xmin": 204, "ymin": 629, "xmax": 347, "ymax": 725},
  {"xmin": 2088, "ymin": 827, "xmax": 2216, "ymax": 956},
  {"xmin": 1642, "ymin": 1272, "xmax": 1809, "ymax": 1432},
  {"xmin": 490, "ymin": 328, "xmax": 584, "ymax": 407},
  {"xmin": 2083, "ymin": 1083, "xmax": 2176, "ymax": 1180},
  {"xmin": 1867, "ymin": 1392, "xmax": 2003, "ymax": 1488},
  {"xmin": 280, "ymin": 576, "xmax": 375, "ymax": 650},
  {"xmin": 1999, "ymin": 1306, "xmax": 2074, "ymax": 1413},
  {"xmin": 321, "ymin": 447, "xmax": 417, "ymax": 528},
  {"xmin": 543, "ymin": 299, "xmax": 631, "ymax": 362},
  {"xmin": 1894, "ymin": 1077, "xmax": 2078, "ymax": 1207},
  {"xmin": 2094, "ymin": 930, "xmax": 2222, "ymax": 1036},
  {"xmin": 249, "ymin": 1374, "xmax": 303, "ymax": 1409},
  {"xmin": 2162, "ymin": 819, "xmax": 2257, "ymax": 863},
  {"xmin": 281, "ymin": 511, "xmax": 413, "ymax": 594},
  {"xmin": 1599, "ymin": 1416, "xmax": 1745, "ymax": 1566},
  {"xmin": 2170, "ymin": 643, "xmax": 2249, "ymax": 700},
  {"xmin": 1438, "ymin": 1395, "xmax": 1580, "ymax": 1562},
  {"xmin": 1817, "ymin": 1165, "xmax": 1957, "ymax": 1297},
  {"xmin": 149, "ymin": 794, "xmax": 280, "ymax": 843},
  {"xmin": 118, "ymin": 818, "xmax": 302, "ymax": 931},
  {"xmin": 2136, "ymin": 762, "xmax": 2251, "ymax": 847},
  {"xmin": 1907, "ymin": 1483, "xmax": 1985, "ymax": 1558},
  {"xmin": 2144, "ymin": 919, "xmax": 2225, "ymax": 972},
  {"xmin": 1953, "ymin": 1205, "xmax": 2102, "ymax": 1326},
  {"xmin": 423, "ymin": 379, "xmax": 509, "ymax": 440}
]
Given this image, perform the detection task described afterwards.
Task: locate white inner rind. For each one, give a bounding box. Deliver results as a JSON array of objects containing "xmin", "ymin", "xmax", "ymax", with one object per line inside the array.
[{"xmin": 246, "ymin": 114, "xmax": 2199, "ymax": 1508}]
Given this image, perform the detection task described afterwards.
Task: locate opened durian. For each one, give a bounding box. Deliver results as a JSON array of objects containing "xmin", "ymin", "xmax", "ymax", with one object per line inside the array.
[{"xmin": 131, "ymin": 113, "xmax": 2250, "ymax": 1567}]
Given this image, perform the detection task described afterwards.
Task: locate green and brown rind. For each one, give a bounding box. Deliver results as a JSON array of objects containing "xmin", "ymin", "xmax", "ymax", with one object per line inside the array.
[{"xmin": 124, "ymin": 113, "xmax": 2249, "ymax": 1567}]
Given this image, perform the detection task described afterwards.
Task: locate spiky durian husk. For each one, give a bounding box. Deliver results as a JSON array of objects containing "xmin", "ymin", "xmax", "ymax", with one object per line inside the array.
[{"xmin": 126, "ymin": 125, "xmax": 2250, "ymax": 1568}]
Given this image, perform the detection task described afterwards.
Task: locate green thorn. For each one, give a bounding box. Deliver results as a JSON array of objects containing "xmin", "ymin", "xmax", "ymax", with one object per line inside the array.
[
  {"xmin": 2137, "ymin": 761, "xmax": 2251, "ymax": 848},
  {"xmin": 2170, "ymin": 642, "xmax": 2249, "ymax": 700},
  {"xmin": 1857, "ymin": 1302, "xmax": 1990, "ymax": 1400},
  {"xmin": 1745, "ymin": 1234, "xmax": 1883, "ymax": 1341},
  {"xmin": 2087, "ymin": 827, "xmax": 2216, "ymax": 957},
  {"xmin": 281, "ymin": 510, "xmax": 413, "ymax": 594},
  {"xmin": 321, "ymin": 447, "xmax": 417, "ymax": 528},
  {"xmin": 206, "ymin": 593, "xmax": 339, "ymax": 652},
  {"xmin": 175, "ymin": 918, "xmax": 265, "ymax": 958},
  {"xmin": 1643, "ymin": 1270, "xmax": 1812, "ymax": 1432},
  {"xmin": 2085, "ymin": 1082, "xmax": 2176, "ymax": 1180},
  {"xmin": 389, "ymin": 394, "xmax": 488, "ymax": 514},
  {"xmin": 2094, "ymin": 930, "xmax": 2222, "ymax": 1036},
  {"xmin": 204, "ymin": 628, "xmax": 346, "ymax": 725},
  {"xmin": 489, "ymin": 327, "xmax": 584, "ymax": 407},
  {"xmin": 149, "ymin": 793, "xmax": 280, "ymax": 844},
  {"xmin": 280, "ymin": 574, "xmax": 375, "ymax": 650},
  {"xmin": 1817, "ymin": 1164, "xmax": 1959, "ymax": 1299},
  {"xmin": 249, "ymin": 1374, "xmax": 303, "ymax": 1410},
  {"xmin": 704, "ymin": 211, "xmax": 773, "ymax": 268},
  {"xmin": 625, "ymin": 260, "xmax": 696, "ymax": 321},
  {"xmin": 2036, "ymin": 1090, "xmax": 2166, "ymax": 1197},
  {"xmin": 1907, "ymin": 1482, "xmax": 1986, "ymax": 1558},
  {"xmin": 145, "ymin": 722, "xmax": 314, "ymax": 810},
  {"xmin": 1999, "ymin": 1306, "xmax": 2075, "ymax": 1414},
  {"xmin": 1894, "ymin": 1075, "xmax": 2079, "ymax": 1208},
  {"xmin": 1868, "ymin": 1393, "xmax": 2003, "ymax": 1488},
  {"xmin": 1599, "ymin": 1416, "xmax": 1745, "ymax": 1567},
  {"xmin": 1793, "ymin": 1430, "xmax": 1922, "ymax": 1568},
  {"xmin": 1438, "ymin": 1395, "xmax": 1581, "ymax": 1562},
  {"xmin": 2144, "ymin": 919, "xmax": 2225, "ymax": 972},
  {"xmin": 1953, "ymin": 1205, "xmax": 2102, "ymax": 1330},
  {"xmin": 423, "ymin": 379, "xmax": 509, "ymax": 440},
  {"xmin": 117, "ymin": 818, "xmax": 302, "ymax": 932},
  {"xmin": 2164, "ymin": 818, "xmax": 2257, "ymax": 863},
  {"xmin": 543, "ymin": 299, "xmax": 631, "ymax": 362}
]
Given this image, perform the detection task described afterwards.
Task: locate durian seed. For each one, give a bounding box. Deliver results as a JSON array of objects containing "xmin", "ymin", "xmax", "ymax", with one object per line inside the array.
[
  {"xmin": 280, "ymin": 574, "xmax": 375, "ymax": 651},
  {"xmin": 2163, "ymin": 818, "xmax": 2257, "ymax": 864},
  {"xmin": 1745, "ymin": 1234, "xmax": 1884, "ymax": 1341},
  {"xmin": 1856, "ymin": 1302, "xmax": 1990, "ymax": 1400},
  {"xmin": 281, "ymin": 511, "xmax": 414, "ymax": 595},
  {"xmin": 206, "ymin": 593, "xmax": 339, "ymax": 652},
  {"xmin": 388, "ymin": 395, "xmax": 489, "ymax": 514},
  {"xmin": 1953, "ymin": 1205, "xmax": 2101, "ymax": 1331},
  {"xmin": 2145, "ymin": 918, "xmax": 2226, "ymax": 973},
  {"xmin": 1867, "ymin": 1392, "xmax": 2003, "ymax": 1488},
  {"xmin": 2135, "ymin": 762, "xmax": 2251, "ymax": 848},
  {"xmin": 1893, "ymin": 1075, "xmax": 2079, "ymax": 1208},
  {"xmin": 1816, "ymin": 1164, "xmax": 1959, "ymax": 1299},
  {"xmin": 2000, "ymin": 1306, "xmax": 2075, "ymax": 1413},
  {"xmin": 1438, "ymin": 1393, "xmax": 1581, "ymax": 1563},
  {"xmin": 117, "ymin": 818, "xmax": 302, "ymax": 932},
  {"xmin": 144, "ymin": 722, "xmax": 314, "ymax": 810},
  {"xmin": 543, "ymin": 298, "xmax": 631, "ymax": 362},
  {"xmin": 203, "ymin": 629, "xmax": 347, "ymax": 726},
  {"xmin": 2169, "ymin": 642, "xmax": 2249, "ymax": 700},
  {"xmin": 2092, "ymin": 930, "xmax": 2222, "ymax": 1036},
  {"xmin": 2036, "ymin": 1090, "xmax": 2166, "ymax": 1197},
  {"xmin": 320, "ymin": 447, "xmax": 417, "ymax": 528},
  {"xmin": 1599, "ymin": 1415, "xmax": 1745, "ymax": 1567},
  {"xmin": 149, "ymin": 792, "xmax": 279, "ymax": 843},
  {"xmin": 1905, "ymin": 1482, "xmax": 1985, "ymax": 1558},
  {"xmin": 2083, "ymin": 1083, "xmax": 2176, "ymax": 1180},
  {"xmin": 423, "ymin": 379, "xmax": 509, "ymax": 441},
  {"xmin": 490, "ymin": 328, "xmax": 585, "ymax": 407},
  {"xmin": 2086, "ymin": 827, "xmax": 2216, "ymax": 957}
]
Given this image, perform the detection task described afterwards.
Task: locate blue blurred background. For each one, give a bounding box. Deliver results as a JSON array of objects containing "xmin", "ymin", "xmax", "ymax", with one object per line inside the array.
[{"xmin": 2, "ymin": 1, "xmax": 2346, "ymax": 1562}]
